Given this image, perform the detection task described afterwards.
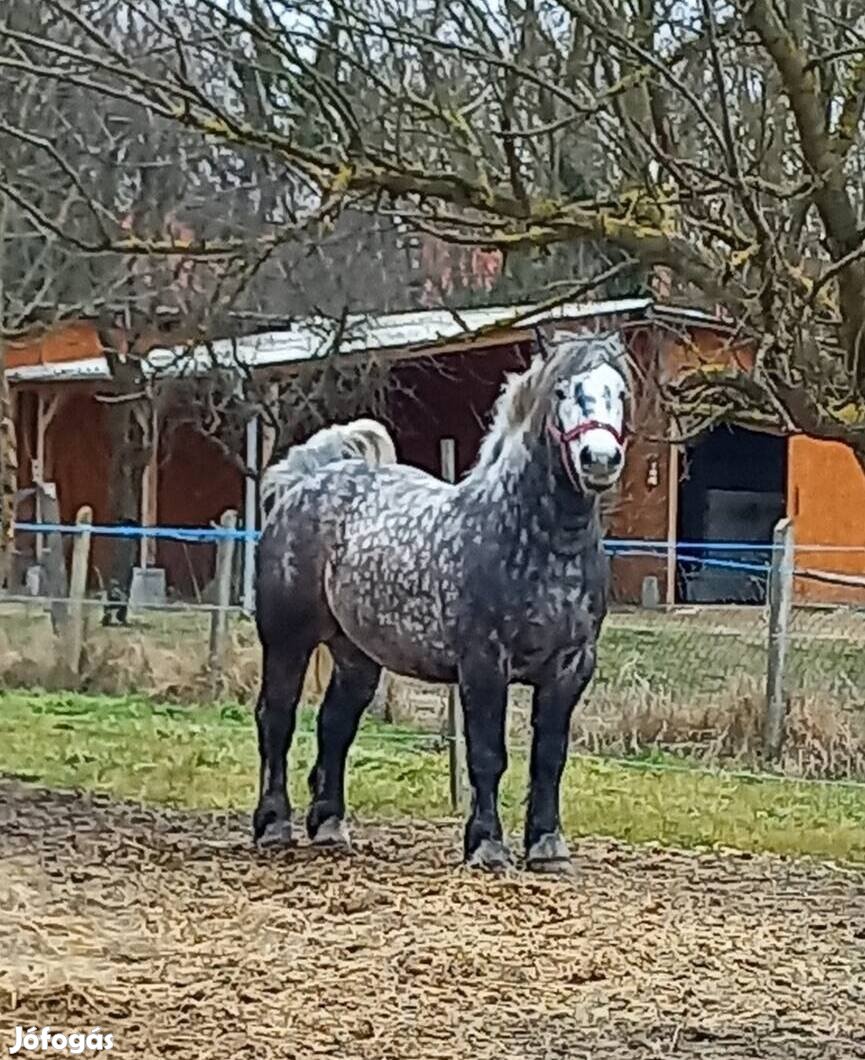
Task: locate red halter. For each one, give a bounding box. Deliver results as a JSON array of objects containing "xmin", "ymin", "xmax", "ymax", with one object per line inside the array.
[{"xmin": 546, "ymin": 417, "xmax": 626, "ymax": 490}]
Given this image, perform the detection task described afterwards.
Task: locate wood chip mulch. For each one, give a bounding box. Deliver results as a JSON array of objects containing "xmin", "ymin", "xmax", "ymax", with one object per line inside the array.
[{"xmin": 1, "ymin": 779, "xmax": 863, "ymax": 1059}]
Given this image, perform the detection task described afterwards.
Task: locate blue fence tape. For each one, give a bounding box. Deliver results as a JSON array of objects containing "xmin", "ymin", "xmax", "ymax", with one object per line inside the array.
[
  {"xmin": 11, "ymin": 523, "xmax": 862, "ymax": 578},
  {"xmin": 11, "ymin": 522, "xmax": 794, "ymax": 551},
  {"xmin": 609, "ymin": 548, "xmax": 770, "ymax": 575},
  {"xmin": 12, "ymin": 521, "xmax": 776, "ymax": 574},
  {"xmin": 606, "ymin": 538, "xmax": 778, "ymax": 552},
  {"xmin": 13, "ymin": 522, "xmax": 257, "ymax": 543}
]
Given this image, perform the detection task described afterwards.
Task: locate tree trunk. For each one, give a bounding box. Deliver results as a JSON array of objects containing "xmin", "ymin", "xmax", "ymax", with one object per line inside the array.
[
  {"xmin": 0, "ymin": 193, "xmax": 14, "ymax": 590},
  {"xmin": 0, "ymin": 342, "xmax": 17, "ymax": 589},
  {"xmin": 95, "ymin": 316, "xmax": 153, "ymax": 615},
  {"xmin": 103, "ymin": 398, "xmax": 150, "ymax": 611}
]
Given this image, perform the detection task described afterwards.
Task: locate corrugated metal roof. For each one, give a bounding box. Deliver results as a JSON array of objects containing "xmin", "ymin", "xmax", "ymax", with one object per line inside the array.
[
  {"xmin": 6, "ymin": 297, "xmax": 724, "ymax": 384},
  {"xmin": 145, "ymin": 297, "xmax": 654, "ymax": 376},
  {"xmin": 7, "ymin": 357, "xmax": 111, "ymax": 383}
]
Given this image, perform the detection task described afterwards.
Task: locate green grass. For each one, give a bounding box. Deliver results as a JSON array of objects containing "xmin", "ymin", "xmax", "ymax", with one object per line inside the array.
[{"xmin": 1, "ymin": 689, "xmax": 864, "ymax": 863}]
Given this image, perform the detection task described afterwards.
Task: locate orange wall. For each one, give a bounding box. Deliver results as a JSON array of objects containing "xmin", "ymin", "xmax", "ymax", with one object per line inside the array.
[
  {"xmin": 16, "ymin": 388, "xmax": 242, "ymax": 595},
  {"xmin": 14, "ymin": 317, "xmax": 865, "ymax": 607},
  {"xmin": 38, "ymin": 390, "xmax": 114, "ymax": 587},
  {"xmin": 788, "ymin": 435, "xmax": 865, "ymax": 604},
  {"xmin": 659, "ymin": 326, "xmax": 754, "ymax": 383},
  {"xmin": 7, "ymin": 318, "xmax": 193, "ymax": 370},
  {"xmin": 156, "ymin": 424, "xmax": 243, "ymax": 597},
  {"xmin": 8, "ymin": 323, "xmax": 103, "ymax": 368},
  {"xmin": 608, "ymin": 326, "xmax": 669, "ymax": 600}
]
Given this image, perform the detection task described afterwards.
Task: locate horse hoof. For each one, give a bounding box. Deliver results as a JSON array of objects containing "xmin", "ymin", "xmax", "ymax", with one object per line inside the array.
[
  {"xmin": 254, "ymin": 815, "xmax": 293, "ymax": 849},
  {"xmin": 465, "ymin": 839, "xmax": 513, "ymax": 873},
  {"xmin": 525, "ymin": 832, "xmax": 574, "ymax": 875},
  {"xmin": 311, "ymin": 815, "xmax": 352, "ymax": 851}
]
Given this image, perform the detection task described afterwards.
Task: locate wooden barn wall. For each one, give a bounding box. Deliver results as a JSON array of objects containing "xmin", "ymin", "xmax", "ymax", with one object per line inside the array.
[
  {"xmin": 606, "ymin": 326, "xmax": 669, "ymax": 602},
  {"xmin": 387, "ymin": 342, "xmax": 531, "ymax": 477},
  {"xmin": 788, "ymin": 435, "xmax": 865, "ymax": 605},
  {"xmin": 15, "ymin": 316, "xmax": 865, "ymax": 608},
  {"xmin": 156, "ymin": 424, "xmax": 243, "ymax": 598},
  {"xmin": 7, "ymin": 318, "xmax": 198, "ymax": 370},
  {"xmin": 7, "ymin": 322, "xmax": 103, "ymax": 369},
  {"xmin": 658, "ymin": 324, "xmax": 755, "ymax": 379},
  {"xmin": 607, "ymin": 323, "xmax": 759, "ymax": 604},
  {"xmin": 15, "ymin": 391, "xmax": 37, "ymax": 491},
  {"xmin": 44, "ymin": 390, "xmax": 114, "ymax": 587}
]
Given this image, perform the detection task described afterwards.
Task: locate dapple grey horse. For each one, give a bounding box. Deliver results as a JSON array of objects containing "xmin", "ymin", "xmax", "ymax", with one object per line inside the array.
[{"xmin": 253, "ymin": 329, "xmax": 631, "ymax": 872}]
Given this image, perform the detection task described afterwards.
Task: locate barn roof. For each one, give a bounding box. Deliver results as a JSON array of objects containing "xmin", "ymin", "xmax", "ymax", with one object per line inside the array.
[{"xmin": 6, "ymin": 296, "xmax": 727, "ymax": 384}]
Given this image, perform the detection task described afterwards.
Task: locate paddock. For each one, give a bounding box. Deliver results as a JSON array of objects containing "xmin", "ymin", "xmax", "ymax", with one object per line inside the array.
[{"xmin": 2, "ymin": 779, "xmax": 863, "ymax": 1060}]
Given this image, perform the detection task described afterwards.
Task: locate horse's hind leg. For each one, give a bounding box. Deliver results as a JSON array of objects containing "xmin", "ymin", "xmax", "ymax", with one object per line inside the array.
[
  {"xmin": 306, "ymin": 634, "xmax": 381, "ymax": 849},
  {"xmin": 253, "ymin": 642, "xmax": 312, "ymax": 847}
]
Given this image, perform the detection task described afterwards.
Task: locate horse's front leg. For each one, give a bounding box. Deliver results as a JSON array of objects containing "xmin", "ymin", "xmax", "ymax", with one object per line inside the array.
[
  {"xmin": 458, "ymin": 653, "xmax": 511, "ymax": 871},
  {"xmin": 525, "ymin": 645, "xmax": 596, "ymax": 873}
]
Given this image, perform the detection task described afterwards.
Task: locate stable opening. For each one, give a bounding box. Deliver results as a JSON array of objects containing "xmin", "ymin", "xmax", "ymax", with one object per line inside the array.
[{"xmin": 677, "ymin": 426, "xmax": 788, "ymax": 604}]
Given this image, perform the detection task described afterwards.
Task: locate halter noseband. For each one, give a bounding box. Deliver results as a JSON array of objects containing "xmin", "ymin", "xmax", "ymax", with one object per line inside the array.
[
  {"xmin": 546, "ymin": 418, "xmax": 625, "ymax": 448},
  {"xmin": 546, "ymin": 417, "xmax": 626, "ymax": 490}
]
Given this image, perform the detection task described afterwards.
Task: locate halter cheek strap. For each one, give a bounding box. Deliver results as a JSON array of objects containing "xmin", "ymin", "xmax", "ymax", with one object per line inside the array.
[{"xmin": 546, "ymin": 417, "xmax": 626, "ymax": 490}]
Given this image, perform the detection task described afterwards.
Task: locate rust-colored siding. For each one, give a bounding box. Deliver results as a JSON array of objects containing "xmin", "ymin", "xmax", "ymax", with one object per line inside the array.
[
  {"xmin": 8, "ymin": 318, "xmax": 196, "ymax": 369},
  {"xmin": 788, "ymin": 435, "xmax": 865, "ymax": 604},
  {"xmin": 44, "ymin": 391, "xmax": 114, "ymax": 587},
  {"xmin": 607, "ymin": 327, "xmax": 669, "ymax": 601},
  {"xmin": 7, "ymin": 322, "xmax": 103, "ymax": 369},
  {"xmin": 11, "ymin": 312, "xmax": 865, "ymax": 609},
  {"xmin": 659, "ymin": 325, "xmax": 754, "ymax": 379},
  {"xmin": 156, "ymin": 424, "xmax": 243, "ymax": 597},
  {"xmin": 388, "ymin": 343, "xmax": 530, "ymax": 477}
]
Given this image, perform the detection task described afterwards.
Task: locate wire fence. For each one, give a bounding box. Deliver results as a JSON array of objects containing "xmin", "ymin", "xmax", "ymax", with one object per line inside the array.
[{"xmin": 2, "ymin": 510, "xmax": 865, "ymax": 783}]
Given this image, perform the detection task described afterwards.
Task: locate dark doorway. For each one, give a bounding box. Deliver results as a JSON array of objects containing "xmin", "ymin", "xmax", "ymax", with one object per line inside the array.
[{"xmin": 677, "ymin": 426, "xmax": 787, "ymax": 603}]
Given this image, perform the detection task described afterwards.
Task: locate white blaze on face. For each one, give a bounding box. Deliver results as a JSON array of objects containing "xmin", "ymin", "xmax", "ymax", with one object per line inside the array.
[{"xmin": 554, "ymin": 361, "xmax": 628, "ymax": 489}]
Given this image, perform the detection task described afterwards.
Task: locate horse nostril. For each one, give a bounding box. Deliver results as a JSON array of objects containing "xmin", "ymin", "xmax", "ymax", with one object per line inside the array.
[{"xmin": 580, "ymin": 447, "xmax": 621, "ymax": 472}]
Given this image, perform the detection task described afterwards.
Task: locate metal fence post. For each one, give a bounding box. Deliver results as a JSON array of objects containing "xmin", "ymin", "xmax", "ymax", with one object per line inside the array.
[
  {"xmin": 440, "ymin": 438, "xmax": 467, "ymax": 813},
  {"xmin": 209, "ymin": 509, "xmax": 238, "ymax": 696},
  {"xmin": 764, "ymin": 516, "xmax": 794, "ymax": 761},
  {"xmin": 63, "ymin": 505, "xmax": 92, "ymax": 676}
]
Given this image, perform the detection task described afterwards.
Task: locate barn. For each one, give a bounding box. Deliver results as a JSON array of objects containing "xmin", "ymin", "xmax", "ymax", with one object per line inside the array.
[{"xmin": 8, "ymin": 297, "xmax": 865, "ymax": 606}]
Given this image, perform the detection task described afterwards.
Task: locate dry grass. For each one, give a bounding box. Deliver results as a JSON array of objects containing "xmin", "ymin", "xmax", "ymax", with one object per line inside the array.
[{"xmin": 1, "ymin": 601, "xmax": 864, "ymax": 779}]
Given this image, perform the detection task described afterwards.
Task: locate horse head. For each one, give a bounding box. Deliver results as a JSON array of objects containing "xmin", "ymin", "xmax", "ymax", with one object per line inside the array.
[{"xmin": 539, "ymin": 329, "xmax": 631, "ymax": 494}]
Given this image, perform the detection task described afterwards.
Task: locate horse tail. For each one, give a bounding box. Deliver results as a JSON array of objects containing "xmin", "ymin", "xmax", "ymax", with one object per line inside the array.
[{"xmin": 260, "ymin": 418, "xmax": 397, "ymax": 516}]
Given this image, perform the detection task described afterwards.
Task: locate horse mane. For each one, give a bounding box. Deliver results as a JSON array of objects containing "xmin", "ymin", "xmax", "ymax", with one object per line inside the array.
[
  {"xmin": 470, "ymin": 329, "xmax": 630, "ymax": 478},
  {"xmin": 260, "ymin": 417, "xmax": 397, "ymax": 516}
]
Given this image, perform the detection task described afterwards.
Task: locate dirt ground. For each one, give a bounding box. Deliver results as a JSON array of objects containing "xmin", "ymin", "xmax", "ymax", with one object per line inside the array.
[{"xmin": 1, "ymin": 781, "xmax": 864, "ymax": 1059}]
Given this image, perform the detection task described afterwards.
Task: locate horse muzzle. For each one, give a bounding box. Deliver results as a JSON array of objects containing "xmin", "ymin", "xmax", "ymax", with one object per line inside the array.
[
  {"xmin": 548, "ymin": 417, "xmax": 626, "ymax": 493},
  {"xmin": 576, "ymin": 439, "xmax": 624, "ymax": 491}
]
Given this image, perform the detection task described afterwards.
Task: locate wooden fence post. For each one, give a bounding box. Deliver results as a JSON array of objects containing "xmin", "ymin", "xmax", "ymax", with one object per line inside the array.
[
  {"xmin": 209, "ymin": 509, "xmax": 237, "ymax": 695},
  {"xmin": 440, "ymin": 438, "xmax": 467, "ymax": 813},
  {"xmin": 63, "ymin": 505, "xmax": 92, "ymax": 676},
  {"xmin": 39, "ymin": 482, "xmax": 69, "ymax": 635},
  {"xmin": 764, "ymin": 516, "xmax": 794, "ymax": 761}
]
